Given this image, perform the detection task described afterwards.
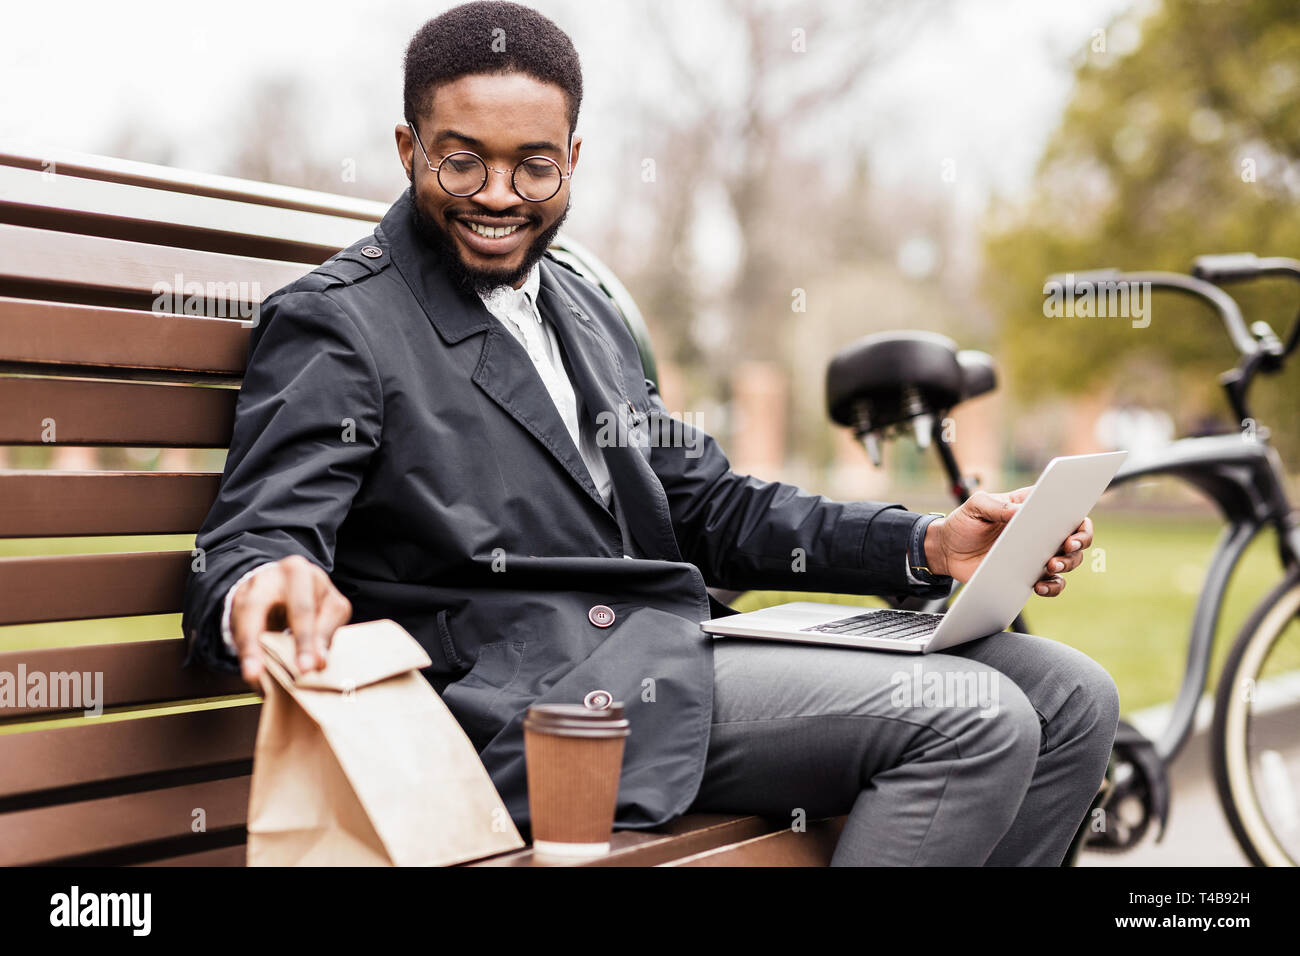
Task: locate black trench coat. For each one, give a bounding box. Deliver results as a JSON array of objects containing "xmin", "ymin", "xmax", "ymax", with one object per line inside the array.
[{"xmin": 182, "ymin": 189, "xmax": 942, "ymax": 828}]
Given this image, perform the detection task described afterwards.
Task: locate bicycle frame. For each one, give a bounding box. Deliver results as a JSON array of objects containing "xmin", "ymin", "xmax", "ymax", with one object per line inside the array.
[
  {"xmin": 1101, "ymin": 434, "xmax": 1299, "ymax": 763},
  {"xmin": 1045, "ymin": 263, "xmax": 1300, "ymax": 763}
]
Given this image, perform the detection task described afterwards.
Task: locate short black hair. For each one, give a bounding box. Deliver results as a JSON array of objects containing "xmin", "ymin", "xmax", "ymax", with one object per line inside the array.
[{"xmin": 403, "ymin": 2, "xmax": 583, "ymax": 135}]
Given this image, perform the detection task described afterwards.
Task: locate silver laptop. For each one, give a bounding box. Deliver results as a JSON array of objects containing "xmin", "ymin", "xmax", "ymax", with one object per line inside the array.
[{"xmin": 700, "ymin": 451, "xmax": 1127, "ymax": 654}]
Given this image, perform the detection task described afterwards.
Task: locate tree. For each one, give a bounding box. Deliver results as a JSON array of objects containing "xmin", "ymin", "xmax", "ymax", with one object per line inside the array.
[
  {"xmin": 984, "ymin": 0, "xmax": 1300, "ymax": 458},
  {"xmin": 640, "ymin": 0, "xmax": 945, "ymax": 363}
]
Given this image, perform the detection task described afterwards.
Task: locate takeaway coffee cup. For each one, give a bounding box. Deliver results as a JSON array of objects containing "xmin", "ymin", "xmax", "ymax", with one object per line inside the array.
[{"xmin": 523, "ymin": 700, "xmax": 630, "ymax": 861}]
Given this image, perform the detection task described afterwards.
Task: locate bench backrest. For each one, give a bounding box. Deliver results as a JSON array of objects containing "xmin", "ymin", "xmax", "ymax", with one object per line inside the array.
[{"xmin": 0, "ymin": 146, "xmax": 655, "ymax": 865}]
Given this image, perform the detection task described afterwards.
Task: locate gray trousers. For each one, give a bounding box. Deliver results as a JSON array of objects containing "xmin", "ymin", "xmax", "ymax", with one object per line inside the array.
[{"xmin": 687, "ymin": 631, "xmax": 1120, "ymax": 866}]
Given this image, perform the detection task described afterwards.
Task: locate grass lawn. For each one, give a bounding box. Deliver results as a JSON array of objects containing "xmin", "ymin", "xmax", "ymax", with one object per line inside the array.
[{"xmin": 1, "ymin": 512, "xmax": 1291, "ymax": 714}]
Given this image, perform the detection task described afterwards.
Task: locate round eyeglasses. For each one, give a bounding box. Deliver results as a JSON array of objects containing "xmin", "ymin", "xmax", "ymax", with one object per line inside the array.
[{"xmin": 409, "ymin": 123, "xmax": 572, "ymax": 203}]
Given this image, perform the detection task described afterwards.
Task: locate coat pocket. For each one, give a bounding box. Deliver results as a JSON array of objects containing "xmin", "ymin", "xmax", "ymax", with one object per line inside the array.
[
  {"xmin": 436, "ymin": 608, "xmax": 466, "ymax": 671},
  {"xmin": 440, "ymin": 640, "xmax": 529, "ymax": 751},
  {"xmin": 455, "ymin": 640, "xmax": 527, "ymax": 694}
]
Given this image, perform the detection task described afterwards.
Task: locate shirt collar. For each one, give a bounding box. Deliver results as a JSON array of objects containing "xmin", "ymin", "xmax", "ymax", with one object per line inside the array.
[{"xmin": 479, "ymin": 262, "xmax": 541, "ymax": 318}]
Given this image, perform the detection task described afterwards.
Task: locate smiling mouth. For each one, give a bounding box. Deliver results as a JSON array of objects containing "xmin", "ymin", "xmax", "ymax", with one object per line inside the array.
[
  {"xmin": 464, "ymin": 220, "xmax": 522, "ymax": 238},
  {"xmin": 450, "ymin": 214, "xmax": 534, "ymax": 258}
]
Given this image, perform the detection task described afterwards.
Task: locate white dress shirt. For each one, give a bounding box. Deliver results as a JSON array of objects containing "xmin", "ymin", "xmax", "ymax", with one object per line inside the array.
[
  {"xmin": 479, "ymin": 262, "xmax": 613, "ymax": 506},
  {"xmin": 220, "ymin": 261, "xmax": 615, "ymax": 655}
]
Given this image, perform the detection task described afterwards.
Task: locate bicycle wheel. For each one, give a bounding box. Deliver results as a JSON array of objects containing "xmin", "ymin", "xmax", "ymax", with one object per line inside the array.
[{"xmin": 1211, "ymin": 566, "xmax": 1300, "ymax": 866}]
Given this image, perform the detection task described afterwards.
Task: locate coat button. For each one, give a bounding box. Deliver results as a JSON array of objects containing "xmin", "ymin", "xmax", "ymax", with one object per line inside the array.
[
  {"xmin": 360, "ymin": 245, "xmax": 383, "ymax": 258},
  {"xmin": 584, "ymin": 689, "xmax": 613, "ymax": 710},
  {"xmin": 588, "ymin": 604, "xmax": 615, "ymax": 627}
]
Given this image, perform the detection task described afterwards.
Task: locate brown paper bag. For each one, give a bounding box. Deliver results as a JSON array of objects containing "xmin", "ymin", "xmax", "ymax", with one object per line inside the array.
[{"xmin": 246, "ymin": 619, "xmax": 524, "ymax": 866}]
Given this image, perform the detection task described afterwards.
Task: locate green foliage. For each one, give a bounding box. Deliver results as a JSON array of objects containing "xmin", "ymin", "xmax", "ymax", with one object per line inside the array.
[{"xmin": 984, "ymin": 0, "xmax": 1300, "ymax": 457}]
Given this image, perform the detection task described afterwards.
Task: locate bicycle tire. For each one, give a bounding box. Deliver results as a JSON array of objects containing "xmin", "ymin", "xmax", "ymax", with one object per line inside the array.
[{"xmin": 1210, "ymin": 565, "xmax": 1300, "ymax": 867}]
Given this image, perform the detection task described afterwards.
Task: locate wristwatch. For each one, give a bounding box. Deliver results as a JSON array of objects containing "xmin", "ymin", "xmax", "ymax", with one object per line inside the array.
[{"xmin": 908, "ymin": 512, "xmax": 948, "ymax": 584}]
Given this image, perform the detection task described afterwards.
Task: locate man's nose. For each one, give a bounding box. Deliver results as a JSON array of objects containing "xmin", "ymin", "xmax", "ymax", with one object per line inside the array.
[{"xmin": 476, "ymin": 167, "xmax": 520, "ymax": 209}]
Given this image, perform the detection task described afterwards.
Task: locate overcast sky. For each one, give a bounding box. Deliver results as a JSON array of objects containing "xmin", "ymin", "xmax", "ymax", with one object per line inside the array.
[{"xmin": 3, "ymin": 0, "xmax": 1135, "ymax": 201}]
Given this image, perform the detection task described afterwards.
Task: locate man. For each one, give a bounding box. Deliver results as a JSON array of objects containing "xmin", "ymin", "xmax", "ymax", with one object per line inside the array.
[{"xmin": 183, "ymin": 1, "xmax": 1118, "ymax": 866}]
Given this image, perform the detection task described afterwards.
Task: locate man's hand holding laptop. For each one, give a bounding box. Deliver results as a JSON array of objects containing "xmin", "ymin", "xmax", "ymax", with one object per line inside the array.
[
  {"xmin": 703, "ymin": 452, "xmax": 1123, "ymax": 654},
  {"xmin": 922, "ymin": 487, "xmax": 1094, "ymax": 595}
]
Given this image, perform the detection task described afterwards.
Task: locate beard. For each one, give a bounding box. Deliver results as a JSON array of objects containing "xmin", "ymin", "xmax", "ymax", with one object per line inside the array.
[{"xmin": 410, "ymin": 190, "xmax": 570, "ymax": 296}]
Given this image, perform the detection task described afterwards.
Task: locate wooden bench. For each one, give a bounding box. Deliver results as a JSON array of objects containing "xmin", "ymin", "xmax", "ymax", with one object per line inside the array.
[{"xmin": 0, "ymin": 147, "xmax": 843, "ymax": 866}]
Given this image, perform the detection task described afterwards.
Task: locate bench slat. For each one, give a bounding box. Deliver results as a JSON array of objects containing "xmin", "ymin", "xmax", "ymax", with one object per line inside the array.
[
  {"xmin": 0, "ymin": 774, "xmax": 250, "ymax": 866},
  {"xmin": 0, "ymin": 639, "xmax": 249, "ymax": 718},
  {"xmin": 0, "ymin": 377, "xmax": 236, "ymax": 447},
  {"xmin": 664, "ymin": 817, "xmax": 846, "ymax": 866},
  {"xmin": 135, "ymin": 844, "xmax": 248, "ymax": 867},
  {"xmin": 0, "ymin": 472, "xmax": 220, "ymax": 538},
  {"xmin": 0, "ymin": 164, "xmax": 372, "ymax": 264},
  {"xmin": 467, "ymin": 813, "xmax": 781, "ymax": 867},
  {"xmin": 0, "ymin": 147, "xmax": 389, "ymax": 221},
  {"xmin": 0, "ymin": 551, "xmax": 191, "ymax": 624},
  {"xmin": 0, "ymin": 297, "xmax": 248, "ymax": 375},
  {"xmin": 0, "ymin": 223, "xmax": 309, "ymax": 310},
  {"xmin": 134, "ymin": 816, "xmax": 792, "ymax": 869},
  {"xmin": 0, "ymin": 702, "xmax": 257, "ymax": 799}
]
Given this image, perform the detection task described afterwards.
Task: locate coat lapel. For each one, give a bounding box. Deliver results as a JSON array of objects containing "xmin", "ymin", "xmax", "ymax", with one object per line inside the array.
[
  {"xmin": 539, "ymin": 260, "xmax": 684, "ymax": 562},
  {"xmin": 472, "ymin": 323, "xmax": 611, "ymax": 511}
]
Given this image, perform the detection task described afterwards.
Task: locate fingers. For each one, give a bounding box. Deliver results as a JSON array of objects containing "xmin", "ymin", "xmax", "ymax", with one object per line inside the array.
[
  {"xmin": 231, "ymin": 567, "xmax": 282, "ymax": 690},
  {"xmin": 1061, "ymin": 515, "xmax": 1094, "ymax": 554},
  {"xmin": 1006, "ymin": 486, "xmax": 1034, "ymax": 504},
  {"xmin": 1038, "ymin": 515, "xmax": 1098, "ymax": 596},
  {"xmin": 237, "ymin": 637, "xmax": 264, "ymax": 692},
  {"xmin": 1045, "ymin": 549, "xmax": 1084, "ymax": 575},
  {"xmin": 963, "ymin": 490, "xmax": 1021, "ymax": 524},
  {"xmin": 1045, "ymin": 516, "xmax": 1095, "ymax": 576},
  {"xmin": 313, "ymin": 583, "xmax": 353, "ymax": 661},
  {"xmin": 1034, "ymin": 573, "xmax": 1066, "ymax": 597},
  {"xmin": 1049, "ymin": 516, "xmax": 1094, "ymax": 568},
  {"xmin": 282, "ymin": 557, "xmax": 322, "ymax": 673},
  {"xmin": 230, "ymin": 556, "xmax": 347, "ymax": 686}
]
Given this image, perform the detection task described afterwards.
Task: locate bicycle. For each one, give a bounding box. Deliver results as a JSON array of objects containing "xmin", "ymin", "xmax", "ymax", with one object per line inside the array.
[{"xmin": 820, "ymin": 254, "xmax": 1300, "ymax": 866}]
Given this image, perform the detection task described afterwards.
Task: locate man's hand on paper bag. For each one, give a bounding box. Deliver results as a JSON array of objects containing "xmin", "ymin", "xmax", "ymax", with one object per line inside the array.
[
  {"xmin": 230, "ymin": 555, "xmax": 353, "ymax": 689},
  {"xmin": 922, "ymin": 488, "xmax": 1093, "ymax": 597}
]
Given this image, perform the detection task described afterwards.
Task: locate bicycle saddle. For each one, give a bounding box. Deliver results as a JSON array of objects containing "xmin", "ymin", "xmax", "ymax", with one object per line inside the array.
[{"xmin": 826, "ymin": 330, "xmax": 997, "ymax": 430}]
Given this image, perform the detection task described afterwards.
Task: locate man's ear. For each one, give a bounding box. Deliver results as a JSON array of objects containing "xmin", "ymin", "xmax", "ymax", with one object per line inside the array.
[
  {"xmin": 568, "ymin": 134, "xmax": 582, "ymax": 175},
  {"xmin": 395, "ymin": 122, "xmax": 414, "ymax": 182}
]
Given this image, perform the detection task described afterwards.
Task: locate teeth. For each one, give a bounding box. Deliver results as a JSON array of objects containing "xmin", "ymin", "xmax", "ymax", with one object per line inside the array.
[{"xmin": 466, "ymin": 221, "xmax": 521, "ymax": 239}]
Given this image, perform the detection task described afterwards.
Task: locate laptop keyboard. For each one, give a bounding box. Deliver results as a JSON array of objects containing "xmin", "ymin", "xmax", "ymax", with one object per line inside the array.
[{"xmin": 800, "ymin": 608, "xmax": 944, "ymax": 641}]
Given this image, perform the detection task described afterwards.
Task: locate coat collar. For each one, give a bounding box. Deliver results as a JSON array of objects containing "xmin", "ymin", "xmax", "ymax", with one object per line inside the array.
[{"xmin": 379, "ymin": 189, "xmax": 494, "ymax": 345}]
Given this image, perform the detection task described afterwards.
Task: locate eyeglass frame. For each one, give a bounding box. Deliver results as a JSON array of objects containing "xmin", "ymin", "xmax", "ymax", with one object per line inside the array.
[{"xmin": 408, "ymin": 122, "xmax": 573, "ymax": 203}]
